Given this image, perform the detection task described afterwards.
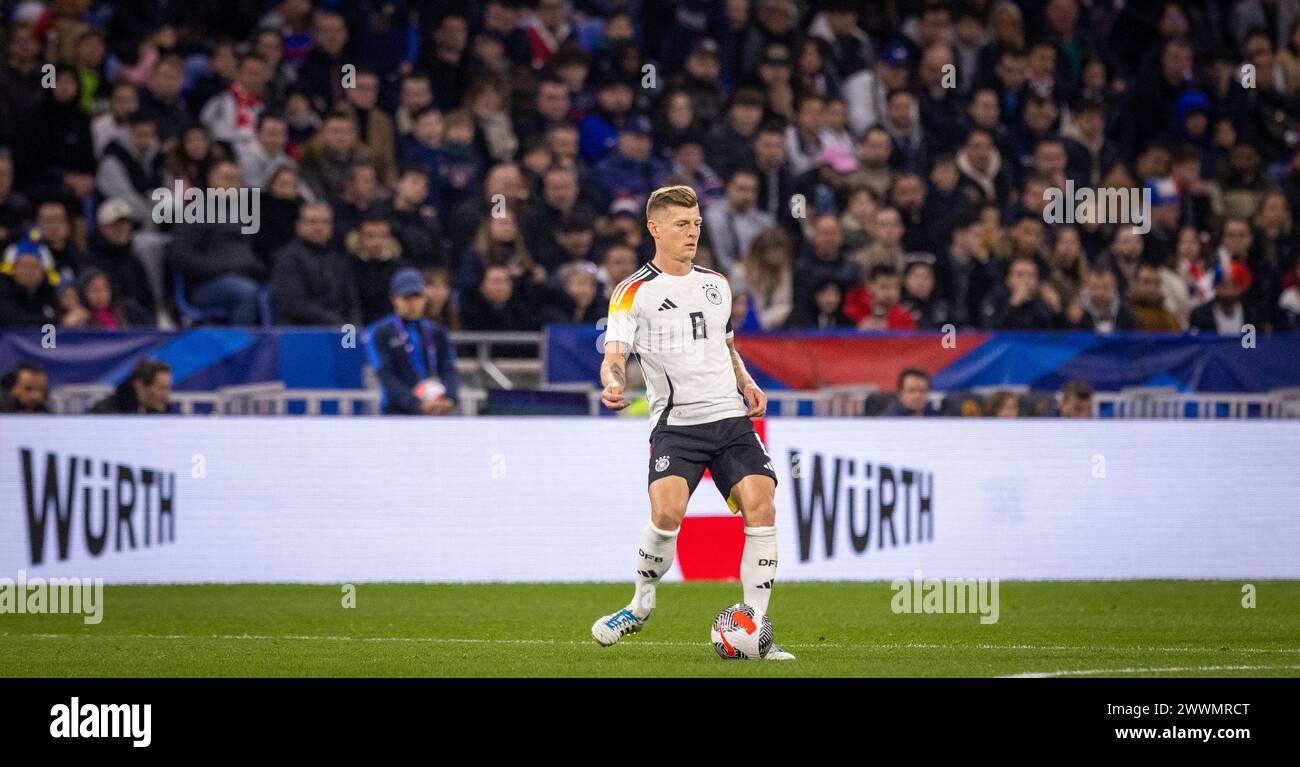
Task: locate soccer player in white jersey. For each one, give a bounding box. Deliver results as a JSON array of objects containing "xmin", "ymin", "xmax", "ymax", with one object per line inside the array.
[{"xmin": 591, "ymin": 184, "xmax": 794, "ymax": 660}]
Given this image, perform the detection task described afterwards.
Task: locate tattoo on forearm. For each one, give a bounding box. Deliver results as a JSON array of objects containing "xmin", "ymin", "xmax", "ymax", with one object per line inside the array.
[
  {"xmin": 603, "ymin": 348, "xmax": 628, "ymax": 389},
  {"xmin": 607, "ymin": 360, "xmax": 626, "ymax": 389}
]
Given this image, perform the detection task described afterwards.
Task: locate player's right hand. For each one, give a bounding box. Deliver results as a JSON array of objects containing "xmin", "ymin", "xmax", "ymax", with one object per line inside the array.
[{"xmin": 601, "ymin": 383, "xmax": 629, "ymax": 410}]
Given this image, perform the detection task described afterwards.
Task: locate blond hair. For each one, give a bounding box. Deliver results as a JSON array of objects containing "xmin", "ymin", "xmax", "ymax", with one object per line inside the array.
[{"xmin": 645, "ymin": 185, "xmax": 699, "ymax": 219}]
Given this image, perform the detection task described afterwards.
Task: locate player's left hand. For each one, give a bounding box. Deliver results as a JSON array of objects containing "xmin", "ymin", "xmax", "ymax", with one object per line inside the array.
[{"xmin": 742, "ymin": 384, "xmax": 766, "ymax": 418}]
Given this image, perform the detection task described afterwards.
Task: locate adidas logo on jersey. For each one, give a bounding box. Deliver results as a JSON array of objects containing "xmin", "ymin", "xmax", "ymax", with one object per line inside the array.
[{"xmin": 657, "ymin": 299, "xmax": 678, "ymax": 312}]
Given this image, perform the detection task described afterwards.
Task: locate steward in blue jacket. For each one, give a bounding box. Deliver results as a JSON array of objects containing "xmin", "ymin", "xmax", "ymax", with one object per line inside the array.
[{"xmin": 362, "ymin": 268, "xmax": 460, "ymax": 415}]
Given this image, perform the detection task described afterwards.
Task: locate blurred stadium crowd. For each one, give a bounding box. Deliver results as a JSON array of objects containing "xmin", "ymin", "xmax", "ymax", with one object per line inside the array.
[{"xmin": 2, "ymin": 0, "xmax": 1300, "ymax": 415}]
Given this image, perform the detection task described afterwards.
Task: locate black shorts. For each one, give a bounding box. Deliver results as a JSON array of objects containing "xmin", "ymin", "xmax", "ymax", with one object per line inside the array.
[{"xmin": 648, "ymin": 416, "xmax": 778, "ymax": 501}]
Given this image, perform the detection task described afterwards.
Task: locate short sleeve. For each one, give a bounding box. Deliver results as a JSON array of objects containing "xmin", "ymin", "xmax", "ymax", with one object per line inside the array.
[{"xmin": 605, "ymin": 279, "xmax": 642, "ymax": 349}]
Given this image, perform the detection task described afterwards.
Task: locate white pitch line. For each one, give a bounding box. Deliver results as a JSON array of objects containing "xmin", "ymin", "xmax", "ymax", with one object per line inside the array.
[
  {"xmin": 1001, "ymin": 664, "xmax": 1300, "ymax": 678},
  {"xmin": 5, "ymin": 633, "xmax": 1300, "ymax": 656}
]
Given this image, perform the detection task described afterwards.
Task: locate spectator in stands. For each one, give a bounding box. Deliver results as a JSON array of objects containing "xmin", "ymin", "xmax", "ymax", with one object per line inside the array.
[
  {"xmin": 34, "ymin": 200, "xmax": 83, "ymax": 277},
  {"xmin": 96, "ymin": 113, "xmax": 162, "ymax": 226},
  {"xmin": 901, "ymin": 256, "xmax": 948, "ymax": 329},
  {"xmin": 363, "ymin": 267, "xmax": 460, "ymax": 416},
  {"xmin": 516, "ymin": 75, "xmax": 571, "ymax": 146},
  {"xmin": 703, "ymin": 169, "xmax": 775, "ymax": 277},
  {"xmin": 189, "ymin": 40, "xmax": 237, "ymax": 123},
  {"xmin": 524, "ymin": 165, "xmax": 593, "ymax": 269},
  {"xmin": 579, "ymin": 76, "xmax": 637, "ymax": 163},
  {"xmin": 845, "ymin": 264, "xmax": 917, "ymax": 330},
  {"xmin": 1130, "ymin": 263, "xmax": 1183, "ymax": 332},
  {"xmin": 200, "ymin": 53, "xmax": 271, "ymax": 152},
  {"xmin": 400, "ymin": 107, "xmax": 447, "ymax": 206},
  {"xmin": 460, "ymin": 263, "xmax": 539, "ymax": 337},
  {"xmin": 298, "ymin": 10, "xmax": 351, "ymax": 114},
  {"xmin": 844, "ymin": 40, "xmax": 909, "ymax": 137},
  {"xmin": 672, "ymin": 38, "xmax": 727, "ymax": 126},
  {"xmin": 802, "ymin": 278, "xmax": 854, "ymax": 329},
  {"xmin": 553, "ymin": 211, "xmax": 598, "ymax": 269},
  {"xmin": 92, "ymin": 81, "xmax": 139, "ymax": 157},
  {"xmin": 955, "ymin": 128, "xmax": 1011, "ymax": 210},
  {"xmin": 1045, "ymin": 225, "xmax": 1087, "ymax": 302},
  {"xmin": 786, "ymin": 92, "xmax": 827, "ymax": 177},
  {"xmin": 237, "ymin": 113, "xmax": 293, "ymax": 190},
  {"xmin": 0, "ymin": 361, "xmax": 50, "ymax": 413},
  {"xmin": 597, "ymin": 242, "xmax": 639, "ymax": 296},
  {"xmin": 282, "ymin": 89, "xmax": 322, "ymax": 151},
  {"xmin": 252, "ymin": 165, "xmax": 303, "ymax": 269},
  {"xmin": 300, "ymin": 110, "xmax": 373, "ymax": 205},
  {"xmin": 339, "ymin": 70, "xmax": 398, "ymax": 187},
  {"xmin": 986, "ymin": 255, "xmax": 1057, "ymax": 329},
  {"xmin": 64, "ymin": 268, "xmax": 153, "ymax": 329},
  {"xmin": 87, "ymin": 198, "xmax": 157, "ymax": 321},
  {"xmin": 272, "ymin": 202, "xmax": 359, "ymax": 326},
  {"xmin": 857, "ymin": 127, "xmax": 896, "ymax": 202},
  {"xmin": 708, "ymin": 88, "xmax": 765, "ymax": 177},
  {"xmin": 467, "ymin": 74, "xmax": 518, "ymax": 165},
  {"xmin": 424, "ymin": 14, "xmax": 473, "ymax": 111},
  {"xmin": 252, "ymin": 27, "xmax": 292, "ymax": 113},
  {"xmin": 594, "ymin": 115, "xmax": 664, "ymax": 206},
  {"xmin": 445, "ymin": 163, "xmax": 529, "ymax": 269},
  {"xmin": 395, "ymin": 74, "xmax": 435, "ymax": 140},
  {"xmin": 542, "ymin": 262, "xmax": 606, "ymax": 325},
  {"xmin": 33, "ymin": 65, "xmax": 96, "ymax": 204},
  {"xmin": 941, "ymin": 213, "xmax": 994, "ymax": 329},
  {"xmin": 1077, "ymin": 268, "xmax": 1137, "ymax": 334},
  {"xmin": 861, "ymin": 206, "xmax": 907, "ymax": 274},
  {"xmin": 135, "ymin": 55, "xmax": 188, "ymax": 143},
  {"xmin": 90, "ymin": 359, "xmax": 172, "ymax": 415},
  {"xmin": 349, "ymin": 215, "xmax": 409, "ymax": 326},
  {"xmin": 167, "ymin": 160, "xmax": 267, "ymax": 325},
  {"xmin": 161, "ymin": 124, "xmax": 226, "ymax": 191},
  {"xmin": 421, "ymin": 266, "xmax": 460, "ymax": 331},
  {"xmin": 732, "ymin": 227, "xmax": 794, "ymax": 331},
  {"xmin": 0, "ymin": 234, "xmax": 60, "ymax": 327},
  {"xmin": 332, "ymin": 161, "xmax": 386, "ymax": 239},
  {"xmin": 457, "ymin": 209, "xmax": 533, "ymax": 297},
  {"xmin": 1057, "ymin": 380, "xmax": 1093, "ymax": 418},
  {"xmin": 882, "ymin": 368, "xmax": 939, "ymax": 417},
  {"xmin": 1191, "ymin": 262, "xmax": 1257, "ymax": 335},
  {"xmin": 383, "ymin": 167, "xmax": 446, "ymax": 269},
  {"xmin": 791, "ymin": 214, "xmax": 857, "ymax": 325},
  {"xmin": 984, "ymin": 390, "xmax": 1020, "ymax": 418}
]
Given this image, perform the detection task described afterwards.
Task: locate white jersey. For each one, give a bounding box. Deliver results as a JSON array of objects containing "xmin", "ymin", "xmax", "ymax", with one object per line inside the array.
[{"xmin": 606, "ymin": 261, "xmax": 747, "ymax": 428}]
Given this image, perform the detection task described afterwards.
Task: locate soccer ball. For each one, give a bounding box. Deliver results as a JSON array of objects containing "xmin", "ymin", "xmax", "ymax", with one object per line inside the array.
[
  {"xmin": 413, "ymin": 377, "xmax": 447, "ymax": 402},
  {"xmin": 710, "ymin": 603, "xmax": 773, "ymax": 660}
]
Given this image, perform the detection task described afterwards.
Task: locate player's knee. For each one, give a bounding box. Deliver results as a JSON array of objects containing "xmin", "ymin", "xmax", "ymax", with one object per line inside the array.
[
  {"xmin": 743, "ymin": 498, "xmax": 776, "ymax": 527},
  {"xmin": 650, "ymin": 506, "xmax": 686, "ymax": 531}
]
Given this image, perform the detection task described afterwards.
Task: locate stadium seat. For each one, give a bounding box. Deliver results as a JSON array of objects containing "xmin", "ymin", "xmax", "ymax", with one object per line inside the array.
[
  {"xmin": 256, "ymin": 285, "xmax": 274, "ymax": 328},
  {"xmin": 172, "ymin": 271, "xmax": 230, "ymax": 327}
]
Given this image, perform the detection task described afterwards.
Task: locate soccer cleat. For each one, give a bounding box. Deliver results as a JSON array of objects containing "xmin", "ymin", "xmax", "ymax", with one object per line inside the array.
[
  {"xmin": 592, "ymin": 607, "xmax": 649, "ymax": 646},
  {"xmin": 765, "ymin": 643, "xmax": 796, "ymax": 661}
]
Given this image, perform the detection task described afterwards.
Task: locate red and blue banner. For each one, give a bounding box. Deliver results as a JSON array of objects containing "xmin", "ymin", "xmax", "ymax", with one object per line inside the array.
[{"xmin": 547, "ymin": 326, "xmax": 1300, "ymax": 393}]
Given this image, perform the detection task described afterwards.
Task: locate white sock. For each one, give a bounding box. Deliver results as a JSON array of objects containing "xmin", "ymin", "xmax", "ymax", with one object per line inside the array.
[
  {"xmin": 629, "ymin": 523, "xmax": 678, "ymax": 619},
  {"xmin": 741, "ymin": 526, "xmax": 778, "ymax": 619}
]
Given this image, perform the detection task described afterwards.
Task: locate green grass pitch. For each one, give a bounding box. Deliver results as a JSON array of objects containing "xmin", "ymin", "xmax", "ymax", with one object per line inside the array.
[{"xmin": 2, "ymin": 581, "xmax": 1298, "ymax": 677}]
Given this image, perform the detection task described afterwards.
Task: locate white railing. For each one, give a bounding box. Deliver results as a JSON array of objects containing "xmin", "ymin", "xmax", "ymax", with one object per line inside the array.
[
  {"xmin": 451, "ymin": 331, "xmax": 543, "ymax": 389},
  {"xmin": 766, "ymin": 385, "xmax": 880, "ymax": 416},
  {"xmin": 48, "ymin": 382, "xmax": 1300, "ymax": 419},
  {"xmin": 1092, "ymin": 387, "xmax": 1298, "ymax": 419}
]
